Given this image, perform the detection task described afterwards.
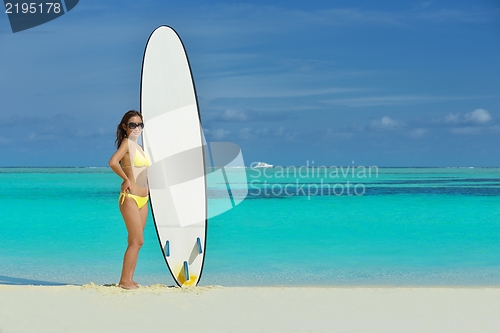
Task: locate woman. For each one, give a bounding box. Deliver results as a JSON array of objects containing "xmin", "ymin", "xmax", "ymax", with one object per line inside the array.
[{"xmin": 109, "ymin": 110, "xmax": 150, "ymax": 289}]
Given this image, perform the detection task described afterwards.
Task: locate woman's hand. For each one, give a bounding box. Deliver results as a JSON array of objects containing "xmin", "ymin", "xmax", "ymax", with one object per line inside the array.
[{"xmin": 121, "ymin": 179, "xmax": 132, "ymax": 193}]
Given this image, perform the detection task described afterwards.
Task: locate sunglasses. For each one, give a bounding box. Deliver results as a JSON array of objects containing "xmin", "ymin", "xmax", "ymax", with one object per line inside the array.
[{"xmin": 127, "ymin": 122, "xmax": 144, "ymax": 129}]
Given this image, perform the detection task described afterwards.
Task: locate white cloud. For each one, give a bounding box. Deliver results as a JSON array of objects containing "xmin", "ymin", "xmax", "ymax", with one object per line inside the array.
[
  {"xmin": 218, "ymin": 109, "xmax": 248, "ymax": 122},
  {"xmin": 205, "ymin": 128, "xmax": 230, "ymax": 140},
  {"xmin": 442, "ymin": 113, "xmax": 460, "ymax": 124},
  {"xmin": 323, "ymin": 128, "xmax": 353, "ymax": 140},
  {"xmin": 274, "ymin": 126, "xmax": 297, "ymax": 141},
  {"xmin": 450, "ymin": 127, "xmax": 481, "ymax": 135},
  {"xmin": 416, "ymin": 9, "xmax": 492, "ymax": 24},
  {"xmin": 433, "ymin": 109, "xmax": 493, "ymax": 126},
  {"xmin": 238, "ymin": 127, "xmax": 267, "ymax": 140},
  {"xmin": 464, "ymin": 108, "xmax": 492, "ymax": 124},
  {"xmin": 183, "ymin": 4, "xmax": 494, "ymax": 40},
  {"xmin": 255, "ymin": 128, "xmax": 269, "ymax": 135},
  {"xmin": 327, "ymin": 95, "xmax": 491, "ymax": 108},
  {"xmin": 408, "ymin": 128, "xmax": 427, "ymax": 138},
  {"xmin": 274, "ymin": 127, "xmax": 285, "ymax": 136},
  {"xmin": 198, "ymin": 72, "xmax": 361, "ymax": 100},
  {"xmin": 370, "ymin": 116, "xmax": 404, "ymax": 130},
  {"xmin": 238, "ymin": 126, "xmax": 296, "ymax": 141},
  {"xmin": 238, "ymin": 127, "xmax": 269, "ymax": 140},
  {"xmin": 239, "ymin": 128, "xmax": 253, "ymax": 140}
]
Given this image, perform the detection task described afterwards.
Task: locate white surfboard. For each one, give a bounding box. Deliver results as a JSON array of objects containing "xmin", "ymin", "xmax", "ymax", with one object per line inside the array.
[{"xmin": 141, "ymin": 26, "xmax": 207, "ymax": 287}]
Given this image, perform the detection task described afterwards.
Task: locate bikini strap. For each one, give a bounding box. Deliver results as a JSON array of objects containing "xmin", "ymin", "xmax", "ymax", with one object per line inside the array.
[{"xmin": 119, "ymin": 192, "xmax": 126, "ymax": 204}]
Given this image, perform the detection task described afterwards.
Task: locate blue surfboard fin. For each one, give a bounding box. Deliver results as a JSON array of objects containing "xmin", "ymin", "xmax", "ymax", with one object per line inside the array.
[
  {"xmin": 196, "ymin": 237, "xmax": 203, "ymax": 254},
  {"xmin": 164, "ymin": 240, "xmax": 170, "ymax": 257},
  {"xmin": 183, "ymin": 261, "xmax": 189, "ymax": 281}
]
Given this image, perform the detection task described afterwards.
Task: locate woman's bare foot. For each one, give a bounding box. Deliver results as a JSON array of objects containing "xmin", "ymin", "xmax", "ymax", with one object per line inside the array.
[{"xmin": 119, "ymin": 281, "xmax": 139, "ymax": 290}]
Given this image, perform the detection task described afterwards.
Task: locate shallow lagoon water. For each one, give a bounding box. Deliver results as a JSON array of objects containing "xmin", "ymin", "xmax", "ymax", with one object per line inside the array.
[{"xmin": 1, "ymin": 167, "xmax": 500, "ymax": 286}]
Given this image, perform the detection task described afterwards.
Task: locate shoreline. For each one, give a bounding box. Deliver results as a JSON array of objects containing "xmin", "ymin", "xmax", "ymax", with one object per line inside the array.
[{"xmin": 1, "ymin": 284, "xmax": 500, "ymax": 333}]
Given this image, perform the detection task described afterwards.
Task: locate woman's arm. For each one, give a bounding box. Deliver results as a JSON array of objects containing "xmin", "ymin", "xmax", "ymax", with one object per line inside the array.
[{"xmin": 109, "ymin": 139, "xmax": 132, "ymax": 192}]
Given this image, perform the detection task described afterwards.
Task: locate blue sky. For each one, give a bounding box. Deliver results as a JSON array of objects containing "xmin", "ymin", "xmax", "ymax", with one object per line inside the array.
[{"xmin": 1, "ymin": 0, "xmax": 499, "ymax": 167}]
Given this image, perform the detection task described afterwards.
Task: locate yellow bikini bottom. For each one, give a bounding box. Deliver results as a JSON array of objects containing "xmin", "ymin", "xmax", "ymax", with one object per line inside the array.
[{"xmin": 119, "ymin": 192, "xmax": 149, "ymax": 209}]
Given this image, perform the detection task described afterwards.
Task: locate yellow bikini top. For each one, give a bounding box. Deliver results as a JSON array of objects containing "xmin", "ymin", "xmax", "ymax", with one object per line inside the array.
[
  {"xmin": 122, "ymin": 142, "xmax": 151, "ymax": 169},
  {"xmin": 133, "ymin": 148, "xmax": 151, "ymax": 167}
]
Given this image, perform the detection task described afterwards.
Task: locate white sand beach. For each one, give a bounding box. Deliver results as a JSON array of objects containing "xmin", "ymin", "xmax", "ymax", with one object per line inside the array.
[{"xmin": 1, "ymin": 284, "xmax": 500, "ymax": 333}]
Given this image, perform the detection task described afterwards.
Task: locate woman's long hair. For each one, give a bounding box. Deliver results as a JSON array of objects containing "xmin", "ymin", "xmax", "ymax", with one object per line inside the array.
[{"xmin": 115, "ymin": 110, "xmax": 142, "ymax": 149}]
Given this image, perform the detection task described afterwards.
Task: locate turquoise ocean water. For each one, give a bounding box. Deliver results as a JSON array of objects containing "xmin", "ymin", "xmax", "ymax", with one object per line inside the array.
[{"xmin": 1, "ymin": 167, "xmax": 500, "ymax": 286}]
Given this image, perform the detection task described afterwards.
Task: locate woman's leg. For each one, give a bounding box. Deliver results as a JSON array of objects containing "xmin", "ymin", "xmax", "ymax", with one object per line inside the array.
[
  {"xmin": 119, "ymin": 196, "xmax": 144, "ymax": 289},
  {"xmin": 129, "ymin": 204, "xmax": 149, "ymax": 286}
]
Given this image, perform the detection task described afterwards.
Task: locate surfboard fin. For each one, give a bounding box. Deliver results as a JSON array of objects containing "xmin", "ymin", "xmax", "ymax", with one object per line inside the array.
[
  {"xmin": 196, "ymin": 237, "xmax": 203, "ymax": 254},
  {"xmin": 183, "ymin": 261, "xmax": 189, "ymax": 281},
  {"xmin": 164, "ymin": 240, "xmax": 170, "ymax": 257}
]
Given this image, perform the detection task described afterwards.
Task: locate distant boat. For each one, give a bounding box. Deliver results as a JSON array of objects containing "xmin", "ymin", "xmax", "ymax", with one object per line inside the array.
[{"xmin": 253, "ymin": 161, "xmax": 273, "ymax": 168}]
